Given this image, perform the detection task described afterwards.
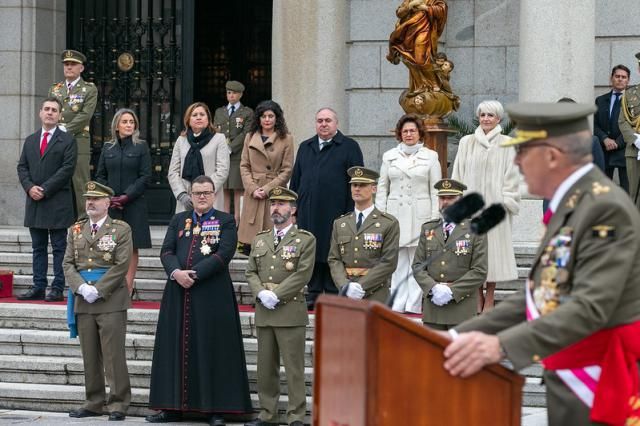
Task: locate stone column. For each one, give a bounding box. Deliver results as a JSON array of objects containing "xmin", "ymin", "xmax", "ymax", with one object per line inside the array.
[
  {"xmin": 0, "ymin": 1, "xmax": 67, "ymax": 226},
  {"xmin": 519, "ymin": 0, "xmax": 595, "ymax": 103},
  {"xmin": 272, "ymin": 0, "xmax": 349, "ymax": 141}
]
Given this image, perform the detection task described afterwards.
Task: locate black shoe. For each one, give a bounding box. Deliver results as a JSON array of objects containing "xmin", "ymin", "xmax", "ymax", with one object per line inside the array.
[
  {"xmin": 245, "ymin": 419, "xmax": 278, "ymax": 426},
  {"xmin": 108, "ymin": 411, "xmax": 126, "ymax": 421},
  {"xmin": 306, "ymin": 300, "xmax": 315, "ymax": 311},
  {"xmin": 209, "ymin": 414, "xmax": 225, "ymax": 426},
  {"xmin": 145, "ymin": 411, "xmax": 183, "ymax": 423},
  {"xmin": 17, "ymin": 287, "xmax": 46, "ymax": 300},
  {"xmin": 69, "ymin": 408, "xmax": 102, "ymax": 418},
  {"xmin": 45, "ymin": 288, "xmax": 64, "ymax": 302}
]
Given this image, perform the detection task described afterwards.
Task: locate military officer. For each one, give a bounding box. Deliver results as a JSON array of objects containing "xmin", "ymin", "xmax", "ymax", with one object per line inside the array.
[
  {"xmin": 619, "ymin": 52, "xmax": 640, "ymax": 206},
  {"xmin": 327, "ymin": 166, "xmax": 400, "ymax": 303},
  {"xmin": 443, "ymin": 103, "xmax": 640, "ymax": 426},
  {"xmin": 245, "ymin": 186, "xmax": 316, "ymax": 426},
  {"xmin": 63, "ymin": 181, "xmax": 133, "ymax": 421},
  {"xmin": 49, "ymin": 49, "xmax": 98, "ymax": 218},
  {"xmin": 413, "ymin": 178, "xmax": 487, "ymax": 330},
  {"xmin": 213, "ymin": 80, "xmax": 254, "ymax": 222}
]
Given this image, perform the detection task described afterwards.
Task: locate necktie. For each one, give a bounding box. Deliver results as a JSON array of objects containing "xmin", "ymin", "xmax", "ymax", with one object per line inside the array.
[
  {"xmin": 320, "ymin": 140, "xmax": 331, "ymax": 151},
  {"xmin": 229, "ymin": 105, "xmax": 235, "ymax": 116},
  {"xmin": 40, "ymin": 132, "xmax": 49, "ymax": 157},
  {"xmin": 611, "ymin": 92, "xmax": 621, "ymax": 121},
  {"xmin": 275, "ymin": 230, "xmax": 284, "ymax": 246},
  {"xmin": 443, "ymin": 222, "xmax": 455, "ymax": 241},
  {"xmin": 356, "ymin": 212, "xmax": 364, "ymax": 231},
  {"xmin": 67, "ymin": 82, "xmax": 73, "ymax": 93},
  {"xmin": 542, "ymin": 208, "xmax": 553, "ymax": 226},
  {"xmin": 91, "ymin": 223, "xmax": 99, "ymax": 237}
]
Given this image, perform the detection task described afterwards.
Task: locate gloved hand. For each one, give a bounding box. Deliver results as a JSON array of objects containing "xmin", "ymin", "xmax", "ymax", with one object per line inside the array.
[
  {"xmin": 431, "ymin": 283, "xmax": 453, "ymax": 306},
  {"xmin": 257, "ymin": 290, "xmax": 279, "ymax": 309},
  {"xmin": 110, "ymin": 195, "xmax": 129, "ymax": 210},
  {"xmin": 345, "ymin": 282, "xmax": 365, "ymax": 299},
  {"xmin": 78, "ymin": 283, "xmax": 100, "ymax": 304},
  {"xmin": 178, "ymin": 192, "xmax": 193, "ymax": 210}
]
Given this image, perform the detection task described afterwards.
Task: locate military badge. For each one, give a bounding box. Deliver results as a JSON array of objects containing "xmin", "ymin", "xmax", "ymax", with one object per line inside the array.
[
  {"xmin": 375, "ymin": 223, "xmax": 381, "ymax": 228},
  {"xmin": 201, "ymin": 219, "xmax": 221, "ymax": 245},
  {"xmin": 97, "ymin": 235, "xmax": 117, "ymax": 252},
  {"xmin": 184, "ymin": 218, "xmax": 192, "ymax": 237},
  {"xmin": 425, "ymin": 229, "xmax": 435, "ymax": 241},
  {"xmin": 200, "ymin": 241, "xmax": 212, "ymax": 255},
  {"xmin": 340, "ymin": 244, "xmax": 345, "ymax": 255},
  {"xmin": 363, "ymin": 233, "xmax": 383, "ymax": 250},
  {"xmin": 341, "ymin": 222, "xmax": 346, "ymax": 228},
  {"xmin": 103, "ymin": 253, "xmax": 112, "ymax": 262},
  {"xmin": 193, "ymin": 225, "xmax": 201, "ymax": 236},
  {"xmin": 255, "ymin": 239, "xmax": 265, "ymax": 248},
  {"xmin": 534, "ymin": 265, "xmax": 560, "ymax": 315},
  {"xmin": 72, "ymin": 105, "xmax": 79, "ymax": 112},
  {"xmin": 235, "ymin": 117, "xmax": 244, "ymax": 128},
  {"xmin": 354, "ymin": 168, "xmax": 364, "ymax": 177},
  {"xmin": 454, "ymin": 239, "xmax": 470, "ymax": 256},
  {"xmin": 592, "ymin": 182, "xmax": 610, "ymax": 195},
  {"xmin": 281, "ymin": 245, "xmax": 297, "ymax": 260},
  {"xmin": 592, "ymin": 225, "xmax": 615, "ymax": 239},
  {"xmin": 295, "ymin": 238, "xmax": 301, "ymax": 243},
  {"xmin": 272, "ymin": 187, "xmax": 282, "ymax": 196},
  {"xmin": 87, "ymin": 182, "xmax": 96, "ymax": 191},
  {"xmin": 285, "ymin": 261, "xmax": 295, "ymax": 271}
]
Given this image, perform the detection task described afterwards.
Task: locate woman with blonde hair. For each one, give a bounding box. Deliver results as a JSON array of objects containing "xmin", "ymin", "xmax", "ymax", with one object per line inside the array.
[
  {"xmin": 96, "ymin": 108, "xmax": 152, "ymax": 296},
  {"xmin": 451, "ymin": 100, "xmax": 521, "ymax": 312},
  {"xmin": 376, "ymin": 113, "xmax": 441, "ymax": 313},
  {"xmin": 168, "ymin": 102, "xmax": 230, "ymax": 214}
]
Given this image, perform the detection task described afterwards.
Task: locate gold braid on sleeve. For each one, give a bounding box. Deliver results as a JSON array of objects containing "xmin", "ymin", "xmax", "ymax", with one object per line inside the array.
[{"xmin": 622, "ymin": 91, "xmax": 640, "ymax": 132}]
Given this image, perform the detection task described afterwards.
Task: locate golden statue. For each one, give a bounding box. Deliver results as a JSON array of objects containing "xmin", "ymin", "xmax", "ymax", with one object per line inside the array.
[{"xmin": 387, "ymin": 0, "xmax": 460, "ymax": 118}]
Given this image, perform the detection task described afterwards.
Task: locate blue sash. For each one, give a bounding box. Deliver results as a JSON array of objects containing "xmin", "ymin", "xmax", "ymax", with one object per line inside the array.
[{"xmin": 67, "ymin": 268, "xmax": 108, "ymax": 339}]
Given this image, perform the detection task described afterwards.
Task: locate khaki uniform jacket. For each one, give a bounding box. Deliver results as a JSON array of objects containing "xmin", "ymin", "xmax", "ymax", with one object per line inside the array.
[
  {"xmin": 328, "ymin": 207, "xmax": 400, "ymax": 303},
  {"xmin": 246, "ymin": 226, "xmax": 316, "ymax": 327},
  {"xmin": 456, "ymin": 168, "xmax": 640, "ymax": 370},
  {"xmin": 413, "ymin": 219, "xmax": 487, "ymax": 325},
  {"xmin": 619, "ymin": 84, "xmax": 640, "ymax": 202},
  {"xmin": 48, "ymin": 78, "xmax": 98, "ymax": 155},
  {"xmin": 238, "ymin": 132, "xmax": 294, "ymax": 244},
  {"xmin": 63, "ymin": 217, "xmax": 133, "ymax": 314}
]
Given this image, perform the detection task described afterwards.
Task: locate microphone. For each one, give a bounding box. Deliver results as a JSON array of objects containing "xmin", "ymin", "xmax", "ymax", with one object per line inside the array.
[
  {"xmin": 470, "ymin": 203, "xmax": 506, "ymax": 235},
  {"xmin": 442, "ymin": 193, "xmax": 484, "ymax": 224}
]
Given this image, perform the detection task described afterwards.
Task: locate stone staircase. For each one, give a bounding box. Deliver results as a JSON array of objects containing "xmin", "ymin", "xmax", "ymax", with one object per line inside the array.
[{"xmin": 0, "ymin": 226, "xmax": 545, "ymax": 423}]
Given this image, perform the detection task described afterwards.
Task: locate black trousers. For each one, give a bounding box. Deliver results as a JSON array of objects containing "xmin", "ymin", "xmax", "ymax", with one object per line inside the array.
[
  {"xmin": 29, "ymin": 227, "xmax": 66, "ymax": 291},
  {"xmin": 605, "ymin": 166, "xmax": 629, "ymax": 193},
  {"xmin": 305, "ymin": 262, "xmax": 337, "ymax": 303}
]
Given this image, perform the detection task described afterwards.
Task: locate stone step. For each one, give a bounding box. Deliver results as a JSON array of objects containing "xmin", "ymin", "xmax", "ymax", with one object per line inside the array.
[
  {"xmin": 0, "ymin": 382, "xmax": 311, "ymax": 423},
  {"xmin": 0, "ymin": 329, "xmax": 315, "ymax": 367}
]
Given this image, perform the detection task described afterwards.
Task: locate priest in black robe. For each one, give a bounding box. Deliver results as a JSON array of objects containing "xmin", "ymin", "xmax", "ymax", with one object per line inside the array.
[{"xmin": 146, "ymin": 175, "xmax": 251, "ymax": 426}]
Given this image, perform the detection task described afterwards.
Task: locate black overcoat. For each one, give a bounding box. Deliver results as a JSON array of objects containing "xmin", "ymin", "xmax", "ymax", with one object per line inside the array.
[
  {"xmin": 594, "ymin": 91, "xmax": 626, "ymax": 168},
  {"xmin": 290, "ymin": 130, "xmax": 364, "ymax": 261},
  {"xmin": 148, "ymin": 210, "xmax": 252, "ymax": 414},
  {"xmin": 17, "ymin": 128, "xmax": 77, "ymax": 229},
  {"xmin": 96, "ymin": 137, "xmax": 152, "ymax": 248}
]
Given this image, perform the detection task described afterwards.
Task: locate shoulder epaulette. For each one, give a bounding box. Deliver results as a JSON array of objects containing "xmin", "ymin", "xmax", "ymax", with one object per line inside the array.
[
  {"xmin": 112, "ymin": 219, "xmax": 127, "ymax": 225},
  {"xmin": 256, "ymin": 229, "xmax": 271, "ymax": 235},
  {"xmin": 338, "ymin": 212, "xmax": 352, "ymax": 219},
  {"xmin": 379, "ymin": 211, "xmax": 398, "ymax": 221},
  {"xmin": 297, "ymin": 229, "xmax": 313, "ymax": 236}
]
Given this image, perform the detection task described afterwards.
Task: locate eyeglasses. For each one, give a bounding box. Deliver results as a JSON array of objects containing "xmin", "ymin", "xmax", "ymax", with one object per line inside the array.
[
  {"xmin": 514, "ymin": 142, "xmax": 563, "ymax": 155},
  {"xmin": 191, "ymin": 191, "xmax": 214, "ymax": 198}
]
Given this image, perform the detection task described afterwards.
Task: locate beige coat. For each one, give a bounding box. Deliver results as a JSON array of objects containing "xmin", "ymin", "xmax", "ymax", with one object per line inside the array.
[
  {"xmin": 376, "ymin": 145, "xmax": 441, "ymax": 247},
  {"xmin": 167, "ymin": 133, "xmax": 230, "ymax": 213},
  {"xmin": 451, "ymin": 125, "xmax": 521, "ymax": 282},
  {"xmin": 238, "ymin": 132, "xmax": 294, "ymax": 244}
]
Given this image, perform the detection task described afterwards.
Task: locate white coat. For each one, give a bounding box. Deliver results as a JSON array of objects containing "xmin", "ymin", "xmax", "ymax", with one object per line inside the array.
[
  {"xmin": 168, "ymin": 133, "xmax": 231, "ymax": 213},
  {"xmin": 451, "ymin": 124, "xmax": 521, "ymax": 282},
  {"xmin": 376, "ymin": 145, "xmax": 441, "ymax": 247}
]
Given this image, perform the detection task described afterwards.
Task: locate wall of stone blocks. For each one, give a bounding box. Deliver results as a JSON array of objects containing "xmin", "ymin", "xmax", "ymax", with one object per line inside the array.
[{"xmin": 0, "ymin": 0, "xmax": 66, "ymax": 226}]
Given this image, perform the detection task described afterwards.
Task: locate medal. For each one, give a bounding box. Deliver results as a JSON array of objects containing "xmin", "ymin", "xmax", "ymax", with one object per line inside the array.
[
  {"xmin": 340, "ymin": 244, "xmax": 345, "ymax": 255},
  {"xmin": 193, "ymin": 225, "xmax": 201, "ymax": 235},
  {"xmin": 184, "ymin": 218, "xmax": 192, "ymax": 237},
  {"xmin": 285, "ymin": 261, "xmax": 294, "ymax": 271},
  {"xmin": 103, "ymin": 253, "xmax": 112, "ymax": 261},
  {"xmin": 200, "ymin": 240, "xmax": 211, "ymax": 255}
]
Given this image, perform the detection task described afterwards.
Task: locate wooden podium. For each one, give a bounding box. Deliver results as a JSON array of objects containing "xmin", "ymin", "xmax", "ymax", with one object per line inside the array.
[{"xmin": 312, "ymin": 296, "xmax": 524, "ymax": 426}]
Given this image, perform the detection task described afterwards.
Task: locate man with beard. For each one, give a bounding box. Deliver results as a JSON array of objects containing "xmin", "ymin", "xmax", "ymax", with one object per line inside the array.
[
  {"xmin": 63, "ymin": 181, "xmax": 132, "ymax": 421},
  {"xmin": 412, "ymin": 178, "xmax": 487, "ymax": 330},
  {"xmin": 245, "ymin": 186, "xmax": 316, "ymax": 426},
  {"xmin": 146, "ymin": 175, "xmax": 251, "ymax": 425},
  {"xmin": 328, "ymin": 166, "xmax": 400, "ymax": 303}
]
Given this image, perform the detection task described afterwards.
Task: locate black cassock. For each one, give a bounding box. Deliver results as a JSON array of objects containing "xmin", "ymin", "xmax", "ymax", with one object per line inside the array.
[{"xmin": 149, "ymin": 209, "xmax": 251, "ymax": 414}]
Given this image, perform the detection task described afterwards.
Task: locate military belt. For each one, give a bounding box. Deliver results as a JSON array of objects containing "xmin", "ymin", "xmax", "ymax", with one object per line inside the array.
[{"xmin": 345, "ymin": 267, "xmax": 369, "ymax": 278}]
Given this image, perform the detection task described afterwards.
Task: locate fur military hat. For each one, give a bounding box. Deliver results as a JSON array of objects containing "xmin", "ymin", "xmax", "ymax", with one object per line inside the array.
[
  {"xmin": 83, "ymin": 181, "xmax": 114, "ymax": 198},
  {"xmin": 61, "ymin": 49, "xmax": 86, "ymax": 64},
  {"xmin": 225, "ymin": 80, "xmax": 245, "ymax": 93}
]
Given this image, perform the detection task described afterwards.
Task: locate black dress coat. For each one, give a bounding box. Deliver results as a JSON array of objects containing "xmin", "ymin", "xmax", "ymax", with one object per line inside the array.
[
  {"xmin": 594, "ymin": 91, "xmax": 626, "ymax": 168},
  {"xmin": 290, "ymin": 130, "xmax": 364, "ymax": 262},
  {"xmin": 148, "ymin": 210, "xmax": 252, "ymax": 414},
  {"xmin": 96, "ymin": 137, "xmax": 152, "ymax": 248},
  {"xmin": 17, "ymin": 127, "xmax": 77, "ymax": 229}
]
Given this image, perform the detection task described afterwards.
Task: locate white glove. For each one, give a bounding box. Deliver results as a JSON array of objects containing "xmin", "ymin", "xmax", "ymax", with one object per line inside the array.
[
  {"xmin": 345, "ymin": 282, "xmax": 365, "ymax": 299},
  {"xmin": 257, "ymin": 290, "xmax": 279, "ymax": 309},
  {"xmin": 431, "ymin": 283, "xmax": 453, "ymax": 306},
  {"xmin": 78, "ymin": 283, "xmax": 100, "ymax": 303},
  {"xmin": 634, "ymin": 134, "xmax": 640, "ymax": 151}
]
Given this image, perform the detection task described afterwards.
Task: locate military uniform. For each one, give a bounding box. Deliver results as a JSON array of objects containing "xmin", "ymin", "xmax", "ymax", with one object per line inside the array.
[
  {"xmin": 213, "ymin": 81, "xmax": 254, "ymax": 190},
  {"xmin": 245, "ymin": 187, "xmax": 316, "ymax": 425},
  {"xmin": 327, "ymin": 167, "xmax": 400, "ymax": 303},
  {"xmin": 413, "ymin": 179, "xmax": 487, "ymax": 330},
  {"xmin": 62, "ymin": 181, "xmax": 133, "ymax": 416},
  {"xmin": 456, "ymin": 103, "xmax": 640, "ymax": 426},
  {"xmin": 48, "ymin": 50, "xmax": 98, "ymax": 218}
]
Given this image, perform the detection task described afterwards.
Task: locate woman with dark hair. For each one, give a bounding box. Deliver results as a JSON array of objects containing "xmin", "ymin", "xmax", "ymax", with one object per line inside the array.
[
  {"xmin": 237, "ymin": 100, "xmax": 294, "ymax": 249},
  {"xmin": 376, "ymin": 113, "xmax": 441, "ymax": 313},
  {"xmin": 96, "ymin": 108, "xmax": 151, "ymax": 296},
  {"xmin": 168, "ymin": 102, "xmax": 230, "ymax": 214}
]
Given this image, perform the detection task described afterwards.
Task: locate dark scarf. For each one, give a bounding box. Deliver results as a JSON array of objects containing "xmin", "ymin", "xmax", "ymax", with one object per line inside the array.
[{"xmin": 182, "ymin": 128, "xmax": 213, "ymax": 181}]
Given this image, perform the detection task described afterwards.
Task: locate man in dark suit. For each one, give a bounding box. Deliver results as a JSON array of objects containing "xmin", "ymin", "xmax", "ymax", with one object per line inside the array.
[
  {"xmin": 442, "ymin": 103, "xmax": 640, "ymax": 426},
  {"xmin": 290, "ymin": 108, "xmax": 364, "ymax": 309},
  {"xmin": 64, "ymin": 181, "xmax": 133, "ymax": 421},
  {"xmin": 16, "ymin": 97, "xmax": 77, "ymax": 302},
  {"xmin": 594, "ymin": 64, "xmax": 630, "ymax": 192}
]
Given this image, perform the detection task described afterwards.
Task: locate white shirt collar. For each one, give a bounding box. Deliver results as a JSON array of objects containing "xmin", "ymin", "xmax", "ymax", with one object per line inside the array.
[
  {"xmin": 66, "ymin": 77, "xmax": 81, "ymax": 88},
  {"xmin": 274, "ymin": 223, "xmax": 293, "ymax": 237},
  {"xmin": 227, "ymin": 102, "xmax": 241, "ymax": 111},
  {"xmin": 548, "ymin": 163, "xmax": 593, "ymax": 213},
  {"xmin": 90, "ymin": 215, "xmax": 108, "ymax": 229},
  {"xmin": 354, "ymin": 204, "xmax": 375, "ymax": 222}
]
